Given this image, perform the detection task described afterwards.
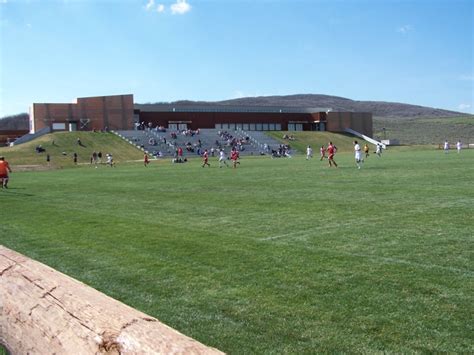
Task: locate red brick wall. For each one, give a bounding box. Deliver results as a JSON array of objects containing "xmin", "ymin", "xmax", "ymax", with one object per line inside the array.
[{"xmin": 31, "ymin": 95, "xmax": 134, "ymax": 133}]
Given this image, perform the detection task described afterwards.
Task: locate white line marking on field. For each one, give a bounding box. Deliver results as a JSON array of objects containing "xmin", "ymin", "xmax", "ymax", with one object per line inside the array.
[{"xmin": 259, "ymin": 228, "xmax": 473, "ymax": 277}]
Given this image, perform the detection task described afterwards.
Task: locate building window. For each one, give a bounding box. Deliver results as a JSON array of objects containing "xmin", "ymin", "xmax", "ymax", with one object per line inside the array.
[
  {"xmin": 243, "ymin": 123, "xmax": 249, "ymax": 131},
  {"xmin": 249, "ymin": 123, "xmax": 256, "ymax": 131},
  {"xmin": 275, "ymin": 123, "xmax": 281, "ymax": 131},
  {"xmin": 262, "ymin": 123, "xmax": 269, "ymax": 131}
]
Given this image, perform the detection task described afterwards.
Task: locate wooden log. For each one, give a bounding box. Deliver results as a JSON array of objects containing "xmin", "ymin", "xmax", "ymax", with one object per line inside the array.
[{"xmin": 0, "ymin": 246, "xmax": 224, "ymax": 354}]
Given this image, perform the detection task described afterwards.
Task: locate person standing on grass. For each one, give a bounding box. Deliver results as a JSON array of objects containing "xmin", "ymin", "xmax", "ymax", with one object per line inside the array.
[
  {"xmin": 144, "ymin": 153, "xmax": 150, "ymax": 167},
  {"xmin": 354, "ymin": 140, "xmax": 362, "ymax": 169},
  {"xmin": 106, "ymin": 153, "xmax": 115, "ymax": 167},
  {"xmin": 376, "ymin": 144, "xmax": 383, "ymax": 157},
  {"xmin": 73, "ymin": 152, "xmax": 78, "ymax": 165},
  {"xmin": 218, "ymin": 149, "xmax": 228, "ymax": 168},
  {"xmin": 364, "ymin": 144, "xmax": 370, "ymax": 158},
  {"xmin": 306, "ymin": 145, "xmax": 313, "ymax": 160},
  {"xmin": 231, "ymin": 148, "xmax": 239, "ymax": 168},
  {"xmin": 202, "ymin": 149, "xmax": 210, "ymax": 167},
  {"xmin": 177, "ymin": 147, "xmax": 183, "ymax": 162},
  {"xmin": 326, "ymin": 142, "xmax": 338, "ymax": 167},
  {"xmin": 444, "ymin": 140, "xmax": 449, "ymax": 153},
  {"xmin": 46, "ymin": 154, "xmax": 51, "ymax": 166},
  {"xmin": 320, "ymin": 145, "xmax": 326, "ymax": 160},
  {"xmin": 0, "ymin": 156, "xmax": 12, "ymax": 189},
  {"xmin": 456, "ymin": 140, "xmax": 462, "ymax": 153}
]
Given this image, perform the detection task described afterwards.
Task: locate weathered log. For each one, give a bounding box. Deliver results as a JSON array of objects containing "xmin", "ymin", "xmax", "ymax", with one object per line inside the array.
[{"xmin": 0, "ymin": 246, "xmax": 224, "ymax": 354}]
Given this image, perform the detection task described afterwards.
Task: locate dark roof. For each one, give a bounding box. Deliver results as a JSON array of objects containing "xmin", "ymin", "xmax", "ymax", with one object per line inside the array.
[{"xmin": 134, "ymin": 104, "xmax": 333, "ymax": 114}]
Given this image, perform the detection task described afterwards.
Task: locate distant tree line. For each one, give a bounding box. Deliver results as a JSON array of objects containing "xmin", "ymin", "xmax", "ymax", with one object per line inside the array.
[{"xmin": 0, "ymin": 113, "xmax": 29, "ymax": 130}]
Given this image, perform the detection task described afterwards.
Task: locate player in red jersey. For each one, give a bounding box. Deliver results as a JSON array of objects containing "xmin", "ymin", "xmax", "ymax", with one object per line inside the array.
[
  {"xmin": 230, "ymin": 148, "xmax": 240, "ymax": 168},
  {"xmin": 326, "ymin": 142, "xmax": 338, "ymax": 167},
  {"xmin": 0, "ymin": 156, "xmax": 12, "ymax": 188},
  {"xmin": 320, "ymin": 145, "xmax": 326, "ymax": 160},
  {"xmin": 202, "ymin": 149, "xmax": 210, "ymax": 167},
  {"xmin": 144, "ymin": 153, "xmax": 150, "ymax": 167}
]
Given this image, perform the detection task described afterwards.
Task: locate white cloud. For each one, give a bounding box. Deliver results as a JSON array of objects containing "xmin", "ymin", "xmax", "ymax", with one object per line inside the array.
[
  {"xmin": 145, "ymin": 0, "xmax": 155, "ymax": 11},
  {"xmin": 397, "ymin": 25, "xmax": 412, "ymax": 34},
  {"xmin": 157, "ymin": 4, "xmax": 165, "ymax": 13},
  {"xmin": 26, "ymin": 23, "xmax": 32, "ymax": 28},
  {"xmin": 0, "ymin": 0, "xmax": 8, "ymax": 4},
  {"xmin": 458, "ymin": 103, "xmax": 472, "ymax": 111},
  {"xmin": 171, "ymin": 0, "xmax": 191, "ymax": 15}
]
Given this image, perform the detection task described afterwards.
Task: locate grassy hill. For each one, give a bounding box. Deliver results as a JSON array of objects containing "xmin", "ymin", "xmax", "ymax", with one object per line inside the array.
[
  {"xmin": 0, "ymin": 131, "xmax": 143, "ymax": 168},
  {"xmin": 373, "ymin": 116, "xmax": 474, "ymax": 145},
  {"xmin": 140, "ymin": 94, "xmax": 464, "ymax": 118}
]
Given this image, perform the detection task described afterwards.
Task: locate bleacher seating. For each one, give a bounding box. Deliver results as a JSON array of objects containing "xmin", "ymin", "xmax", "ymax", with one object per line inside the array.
[{"xmin": 114, "ymin": 128, "xmax": 286, "ymax": 158}]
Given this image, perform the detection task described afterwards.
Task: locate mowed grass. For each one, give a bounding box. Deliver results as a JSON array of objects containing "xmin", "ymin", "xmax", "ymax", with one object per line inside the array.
[
  {"xmin": 1, "ymin": 148, "xmax": 473, "ymax": 353},
  {"xmin": 0, "ymin": 131, "xmax": 143, "ymax": 168}
]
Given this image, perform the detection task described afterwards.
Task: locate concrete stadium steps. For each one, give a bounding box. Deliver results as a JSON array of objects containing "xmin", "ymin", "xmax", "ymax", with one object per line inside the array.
[{"xmin": 114, "ymin": 129, "xmax": 285, "ymax": 157}]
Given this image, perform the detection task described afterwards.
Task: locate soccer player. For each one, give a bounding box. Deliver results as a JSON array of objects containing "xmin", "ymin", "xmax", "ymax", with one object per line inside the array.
[
  {"xmin": 218, "ymin": 149, "xmax": 228, "ymax": 168},
  {"xmin": 106, "ymin": 153, "xmax": 115, "ymax": 167},
  {"xmin": 144, "ymin": 153, "xmax": 150, "ymax": 167},
  {"xmin": 306, "ymin": 145, "xmax": 313, "ymax": 160},
  {"xmin": 0, "ymin": 156, "xmax": 12, "ymax": 189},
  {"xmin": 202, "ymin": 149, "xmax": 210, "ymax": 167},
  {"xmin": 354, "ymin": 140, "xmax": 362, "ymax": 169},
  {"xmin": 231, "ymin": 148, "xmax": 239, "ymax": 168},
  {"xmin": 443, "ymin": 140, "xmax": 449, "ymax": 153},
  {"xmin": 326, "ymin": 142, "xmax": 338, "ymax": 167},
  {"xmin": 456, "ymin": 140, "xmax": 462, "ymax": 153},
  {"xmin": 320, "ymin": 145, "xmax": 326, "ymax": 160},
  {"xmin": 364, "ymin": 144, "xmax": 370, "ymax": 158},
  {"xmin": 376, "ymin": 144, "xmax": 383, "ymax": 157}
]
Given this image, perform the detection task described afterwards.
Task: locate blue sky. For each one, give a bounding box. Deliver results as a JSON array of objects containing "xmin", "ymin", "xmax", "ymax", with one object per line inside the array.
[{"xmin": 0, "ymin": 0, "xmax": 473, "ymax": 117}]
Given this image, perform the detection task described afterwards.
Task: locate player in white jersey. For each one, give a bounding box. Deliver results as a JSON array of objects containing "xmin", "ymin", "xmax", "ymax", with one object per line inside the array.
[
  {"xmin": 218, "ymin": 149, "xmax": 228, "ymax": 168},
  {"xmin": 376, "ymin": 144, "xmax": 382, "ymax": 157},
  {"xmin": 306, "ymin": 145, "xmax": 313, "ymax": 160},
  {"xmin": 354, "ymin": 140, "xmax": 362, "ymax": 169},
  {"xmin": 444, "ymin": 140, "xmax": 449, "ymax": 153},
  {"xmin": 456, "ymin": 141, "xmax": 462, "ymax": 153}
]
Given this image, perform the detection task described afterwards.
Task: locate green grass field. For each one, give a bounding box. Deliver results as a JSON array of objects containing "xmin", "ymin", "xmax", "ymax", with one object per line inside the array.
[{"xmin": 1, "ymin": 145, "xmax": 473, "ymax": 353}]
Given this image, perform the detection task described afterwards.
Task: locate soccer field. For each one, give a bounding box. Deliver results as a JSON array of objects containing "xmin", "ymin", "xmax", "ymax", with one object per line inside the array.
[{"xmin": 1, "ymin": 149, "xmax": 473, "ymax": 353}]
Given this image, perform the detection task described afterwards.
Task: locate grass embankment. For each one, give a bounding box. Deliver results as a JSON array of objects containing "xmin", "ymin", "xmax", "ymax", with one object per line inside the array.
[
  {"xmin": 0, "ymin": 131, "xmax": 143, "ymax": 168},
  {"xmin": 1, "ymin": 149, "xmax": 473, "ymax": 353},
  {"xmin": 373, "ymin": 115, "xmax": 474, "ymax": 145}
]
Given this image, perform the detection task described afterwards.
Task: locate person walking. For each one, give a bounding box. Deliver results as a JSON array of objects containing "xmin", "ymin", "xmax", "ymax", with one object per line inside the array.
[
  {"xmin": 0, "ymin": 156, "xmax": 12, "ymax": 189},
  {"xmin": 218, "ymin": 149, "xmax": 228, "ymax": 168},
  {"xmin": 306, "ymin": 145, "xmax": 313, "ymax": 160},
  {"xmin": 364, "ymin": 144, "xmax": 370, "ymax": 158},
  {"xmin": 354, "ymin": 140, "xmax": 362, "ymax": 169},
  {"xmin": 443, "ymin": 140, "xmax": 449, "ymax": 153},
  {"xmin": 202, "ymin": 149, "xmax": 210, "ymax": 167},
  {"xmin": 144, "ymin": 153, "xmax": 150, "ymax": 167},
  {"xmin": 326, "ymin": 142, "xmax": 338, "ymax": 167}
]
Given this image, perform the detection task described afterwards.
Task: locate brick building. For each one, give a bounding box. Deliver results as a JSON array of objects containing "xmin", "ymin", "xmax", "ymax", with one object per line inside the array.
[
  {"xmin": 29, "ymin": 94, "xmax": 134, "ymax": 133},
  {"xmin": 29, "ymin": 94, "xmax": 372, "ymax": 137}
]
